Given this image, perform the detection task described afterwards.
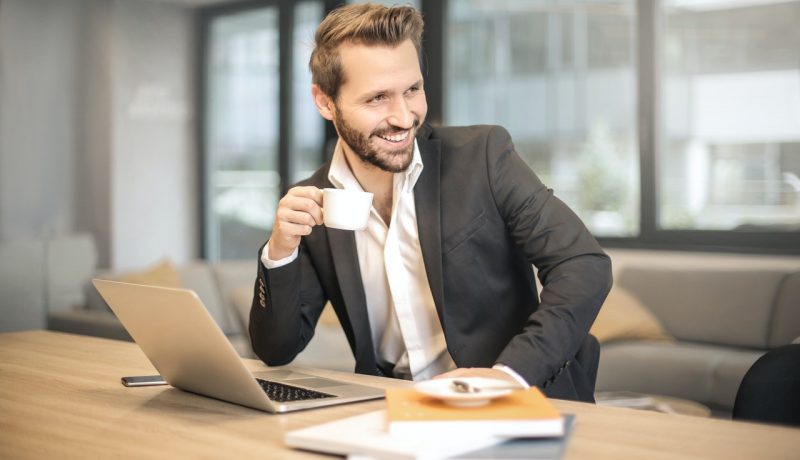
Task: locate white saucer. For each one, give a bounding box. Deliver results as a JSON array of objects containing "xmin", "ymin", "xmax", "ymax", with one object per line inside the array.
[{"xmin": 413, "ymin": 377, "xmax": 514, "ymax": 408}]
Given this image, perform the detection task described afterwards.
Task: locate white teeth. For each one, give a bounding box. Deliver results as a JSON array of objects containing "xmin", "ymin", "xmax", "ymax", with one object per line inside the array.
[{"xmin": 378, "ymin": 131, "xmax": 409, "ymax": 142}]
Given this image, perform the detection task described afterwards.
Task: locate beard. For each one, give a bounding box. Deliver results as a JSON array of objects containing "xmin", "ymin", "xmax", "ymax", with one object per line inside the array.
[{"xmin": 332, "ymin": 104, "xmax": 420, "ymax": 173}]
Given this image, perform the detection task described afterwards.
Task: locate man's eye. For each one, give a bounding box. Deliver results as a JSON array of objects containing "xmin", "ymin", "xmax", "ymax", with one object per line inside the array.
[{"xmin": 370, "ymin": 94, "xmax": 387, "ymax": 103}]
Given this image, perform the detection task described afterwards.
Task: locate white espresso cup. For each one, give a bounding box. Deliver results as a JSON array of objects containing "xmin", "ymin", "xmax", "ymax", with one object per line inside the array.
[{"xmin": 322, "ymin": 188, "xmax": 373, "ymax": 231}]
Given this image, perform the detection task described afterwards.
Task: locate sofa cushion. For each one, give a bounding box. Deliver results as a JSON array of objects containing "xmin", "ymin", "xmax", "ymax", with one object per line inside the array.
[
  {"xmin": 712, "ymin": 352, "xmax": 762, "ymax": 409},
  {"xmin": 617, "ymin": 267, "xmax": 787, "ymax": 349},
  {"xmin": 211, "ymin": 260, "xmax": 256, "ymax": 334},
  {"xmin": 231, "ymin": 284, "xmax": 255, "ymax": 332},
  {"xmin": 116, "ymin": 258, "xmax": 181, "ymax": 288},
  {"xmin": 597, "ymin": 341, "xmax": 763, "ymax": 410},
  {"xmin": 590, "ymin": 287, "xmax": 672, "ymax": 344},
  {"xmin": 768, "ymin": 272, "xmax": 800, "ymax": 348},
  {"xmin": 178, "ymin": 263, "xmax": 237, "ymax": 335}
]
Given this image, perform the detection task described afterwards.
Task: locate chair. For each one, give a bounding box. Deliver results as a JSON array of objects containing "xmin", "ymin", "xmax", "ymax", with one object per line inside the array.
[{"xmin": 732, "ymin": 344, "xmax": 800, "ymax": 427}]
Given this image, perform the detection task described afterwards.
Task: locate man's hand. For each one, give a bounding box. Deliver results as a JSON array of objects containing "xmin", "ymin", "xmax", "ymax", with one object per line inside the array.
[
  {"xmin": 433, "ymin": 367, "xmax": 521, "ymax": 385},
  {"xmin": 268, "ymin": 186, "xmax": 324, "ymax": 260}
]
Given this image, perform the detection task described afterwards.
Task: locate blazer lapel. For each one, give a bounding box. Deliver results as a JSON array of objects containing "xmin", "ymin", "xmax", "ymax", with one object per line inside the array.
[
  {"xmin": 415, "ymin": 135, "xmax": 446, "ymax": 324},
  {"xmin": 326, "ymin": 227, "xmax": 377, "ymax": 373}
]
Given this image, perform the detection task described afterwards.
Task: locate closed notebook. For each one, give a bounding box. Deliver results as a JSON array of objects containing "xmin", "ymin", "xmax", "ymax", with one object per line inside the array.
[
  {"xmin": 285, "ymin": 410, "xmax": 506, "ymax": 460},
  {"xmin": 385, "ymin": 387, "xmax": 564, "ymax": 439}
]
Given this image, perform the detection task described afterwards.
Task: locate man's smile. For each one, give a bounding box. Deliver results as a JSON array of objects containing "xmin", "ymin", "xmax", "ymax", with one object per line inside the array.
[{"xmin": 376, "ymin": 130, "xmax": 411, "ymax": 143}]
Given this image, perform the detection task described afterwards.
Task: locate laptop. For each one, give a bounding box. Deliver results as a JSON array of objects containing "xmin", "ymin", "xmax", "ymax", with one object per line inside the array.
[{"xmin": 93, "ymin": 279, "xmax": 385, "ymax": 413}]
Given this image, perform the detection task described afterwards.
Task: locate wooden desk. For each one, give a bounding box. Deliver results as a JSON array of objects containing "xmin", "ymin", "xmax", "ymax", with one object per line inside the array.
[{"xmin": 1, "ymin": 331, "xmax": 798, "ymax": 459}]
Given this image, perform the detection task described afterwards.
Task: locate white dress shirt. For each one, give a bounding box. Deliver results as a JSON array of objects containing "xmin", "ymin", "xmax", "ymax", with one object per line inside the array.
[
  {"xmin": 264, "ymin": 140, "xmax": 454, "ymax": 380},
  {"xmin": 262, "ymin": 140, "xmax": 529, "ymax": 386}
]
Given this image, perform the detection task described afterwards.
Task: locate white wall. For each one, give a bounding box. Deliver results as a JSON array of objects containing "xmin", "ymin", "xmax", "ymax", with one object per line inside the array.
[
  {"xmin": 0, "ymin": 0, "xmax": 84, "ymax": 240},
  {"xmin": 109, "ymin": 0, "xmax": 198, "ymax": 269},
  {"xmin": 0, "ymin": 0, "xmax": 198, "ymax": 270}
]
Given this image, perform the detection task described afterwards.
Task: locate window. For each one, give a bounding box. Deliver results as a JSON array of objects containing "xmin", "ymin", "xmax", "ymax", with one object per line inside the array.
[
  {"xmin": 440, "ymin": 0, "xmax": 799, "ymax": 251},
  {"xmin": 201, "ymin": 1, "xmax": 325, "ymax": 260},
  {"xmin": 658, "ymin": 0, "xmax": 800, "ymax": 232},
  {"xmin": 445, "ymin": 0, "xmax": 639, "ymax": 237}
]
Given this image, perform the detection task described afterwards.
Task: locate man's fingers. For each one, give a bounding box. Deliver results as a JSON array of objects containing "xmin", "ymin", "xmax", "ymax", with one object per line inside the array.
[
  {"xmin": 277, "ymin": 208, "xmax": 319, "ymax": 228},
  {"xmin": 280, "ymin": 190, "xmax": 323, "ymax": 225},
  {"xmin": 276, "ymin": 221, "xmax": 313, "ymax": 237},
  {"xmin": 287, "ymin": 186, "xmax": 324, "ymax": 205},
  {"xmin": 267, "ymin": 186, "xmax": 324, "ymax": 260}
]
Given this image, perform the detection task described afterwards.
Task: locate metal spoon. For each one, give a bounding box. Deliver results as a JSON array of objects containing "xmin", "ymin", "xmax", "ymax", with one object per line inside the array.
[{"xmin": 450, "ymin": 379, "xmax": 522, "ymax": 393}]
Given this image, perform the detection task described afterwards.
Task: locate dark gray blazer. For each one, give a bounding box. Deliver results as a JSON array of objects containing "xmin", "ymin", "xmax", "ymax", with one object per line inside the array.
[{"xmin": 250, "ymin": 124, "xmax": 612, "ymax": 402}]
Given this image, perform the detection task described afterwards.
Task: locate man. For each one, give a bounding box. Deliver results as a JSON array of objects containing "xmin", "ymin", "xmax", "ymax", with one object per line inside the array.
[{"xmin": 250, "ymin": 3, "xmax": 611, "ymax": 402}]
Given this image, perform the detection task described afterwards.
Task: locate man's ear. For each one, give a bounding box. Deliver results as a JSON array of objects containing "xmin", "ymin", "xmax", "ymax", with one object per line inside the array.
[{"xmin": 311, "ymin": 84, "xmax": 334, "ymax": 121}]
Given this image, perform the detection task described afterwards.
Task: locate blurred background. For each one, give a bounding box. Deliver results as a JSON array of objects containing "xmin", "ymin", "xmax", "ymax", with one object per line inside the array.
[{"xmin": 1, "ymin": 0, "xmax": 798, "ymax": 268}]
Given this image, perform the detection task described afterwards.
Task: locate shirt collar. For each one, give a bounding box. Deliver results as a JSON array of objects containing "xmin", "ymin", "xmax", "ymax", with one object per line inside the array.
[{"xmin": 328, "ymin": 138, "xmax": 424, "ymax": 194}]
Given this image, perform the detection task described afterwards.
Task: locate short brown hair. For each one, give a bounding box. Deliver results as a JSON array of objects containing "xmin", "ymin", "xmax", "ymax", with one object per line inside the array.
[{"xmin": 309, "ymin": 3, "xmax": 424, "ymax": 101}]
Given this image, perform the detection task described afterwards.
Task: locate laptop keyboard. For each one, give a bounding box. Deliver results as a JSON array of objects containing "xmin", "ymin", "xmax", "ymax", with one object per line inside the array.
[{"xmin": 255, "ymin": 378, "xmax": 336, "ymax": 403}]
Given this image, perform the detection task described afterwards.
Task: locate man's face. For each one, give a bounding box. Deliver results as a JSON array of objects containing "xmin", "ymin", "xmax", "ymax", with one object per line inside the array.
[{"xmin": 328, "ymin": 40, "xmax": 427, "ymax": 173}]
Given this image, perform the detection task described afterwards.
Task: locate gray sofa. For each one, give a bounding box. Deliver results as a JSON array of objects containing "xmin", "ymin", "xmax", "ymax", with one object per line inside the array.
[{"xmin": 596, "ymin": 265, "xmax": 800, "ymax": 414}]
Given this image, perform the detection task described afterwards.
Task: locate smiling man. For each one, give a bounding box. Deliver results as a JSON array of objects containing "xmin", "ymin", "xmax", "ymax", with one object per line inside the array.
[{"xmin": 249, "ymin": 3, "xmax": 612, "ymax": 402}]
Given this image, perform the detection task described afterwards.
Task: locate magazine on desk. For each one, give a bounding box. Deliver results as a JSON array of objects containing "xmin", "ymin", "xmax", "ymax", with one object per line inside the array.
[{"xmin": 284, "ymin": 410, "xmax": 575, "ymax": 460}]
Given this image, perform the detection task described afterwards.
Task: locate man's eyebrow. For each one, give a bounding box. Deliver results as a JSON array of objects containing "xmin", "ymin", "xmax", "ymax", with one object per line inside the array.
[
  {"xmin": 359, "ymin": 80, "xmax": 425, "ymax": 100},
  {"xmin": 360, "ymin": 89, "xmax": 387, "ymax": 100}
]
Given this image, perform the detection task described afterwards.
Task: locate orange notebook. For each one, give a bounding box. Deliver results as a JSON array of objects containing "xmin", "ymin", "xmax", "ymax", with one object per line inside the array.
[{"xmin": 385, "ymin": 387, "xmax": 564, "ymax": 439}]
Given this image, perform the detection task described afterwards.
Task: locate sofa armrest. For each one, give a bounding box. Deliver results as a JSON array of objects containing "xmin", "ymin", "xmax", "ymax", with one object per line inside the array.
[{"xmin": 47, "ymin": 310, "xmax": 132, "ymax": 342}]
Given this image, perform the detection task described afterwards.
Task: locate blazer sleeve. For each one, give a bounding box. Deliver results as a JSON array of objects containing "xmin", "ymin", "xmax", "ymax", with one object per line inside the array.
[
  {"xmin": 249, "ymin": 241, "xmax": 327, "ymax": 366},
  {"xmin": 485, "ymin": 126, "xmax": 613, "ymax": 386}
]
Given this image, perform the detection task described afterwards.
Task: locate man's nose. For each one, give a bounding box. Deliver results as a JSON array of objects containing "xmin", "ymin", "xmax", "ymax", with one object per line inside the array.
[{"xmin": 386, "ymin": 97, "xmax": 414, "ymax": 129}]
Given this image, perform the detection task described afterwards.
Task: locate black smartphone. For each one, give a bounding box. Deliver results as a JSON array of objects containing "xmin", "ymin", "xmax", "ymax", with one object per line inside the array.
[{"xmin": 120, "ymin": 375, "xmax": 167, "ymax": 387}]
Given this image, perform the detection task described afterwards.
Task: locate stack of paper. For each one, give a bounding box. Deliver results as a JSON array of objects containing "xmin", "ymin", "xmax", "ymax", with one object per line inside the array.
[{"xmin": 285, "ymin": 387, "xmax": 571, "ymax": 459}]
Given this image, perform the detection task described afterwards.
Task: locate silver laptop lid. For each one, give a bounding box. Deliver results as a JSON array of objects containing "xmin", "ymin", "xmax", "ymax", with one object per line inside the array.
[
  {"xmin": 93, "ymin": 279, "xmax": 275, "ymax": 411},
  {"xmin": 92, "ymin": 279, "xmax": 384, "ymax": 413}
]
